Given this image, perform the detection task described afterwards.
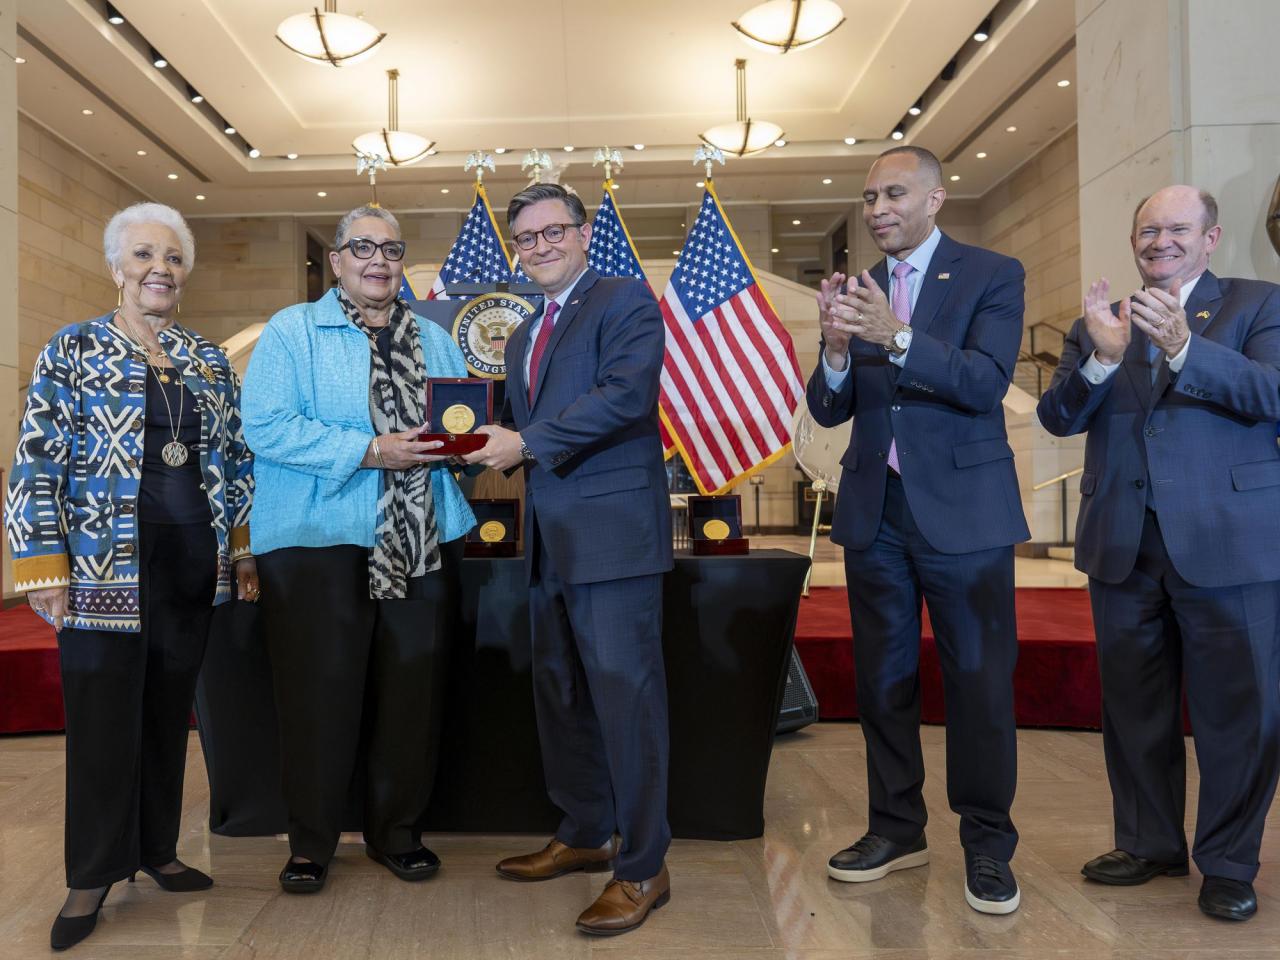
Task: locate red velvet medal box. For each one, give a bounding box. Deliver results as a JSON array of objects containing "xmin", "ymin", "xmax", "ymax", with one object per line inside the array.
[
  {"xmin": 420, "ymin": 378, "xmax": 493, "ymax": 455},
  {"xmin": 464, "ymin": 498, "xmax": 521, "ymax": 558},
  {"xmin": 688, "ymin": 494, "xmax": 749, "ymax": 555}
]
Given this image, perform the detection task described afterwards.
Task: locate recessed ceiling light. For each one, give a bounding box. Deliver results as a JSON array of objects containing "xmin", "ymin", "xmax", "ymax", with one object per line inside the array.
[
  {"xmin": 167, "ymin": 173, "xmax": 179, "ymax": 180},
  {"xmin": 441, "ymin": 188, "xmax": 449, "ymax": 194},
  {"xmin": 495, "ymin": 147, "xmax": 507, "ymax": 154},
  {"xmin": 696, "ymin": 180, "xmax": 705, "ymax": 188},
  {"xmin": 1057, "ymin": 79, "xmax": 1071, "ymax": 88},
  {"xmin": 195, "ymin": 194, "xmax": 206, "ymax": 201},
  {"xmin": 81, "ymin": 108, "xmax": 94, "ymax": 116},
  {"xmin": 612, "ymin": 183, "xmax": 621, "ymax": 189},
  {"xmin": 136, "ymin": 149, "xmax": 147, "ymax": 156},
  {"xmin": 775, "ymin": 138, "xmax": 787, "ymax": 147},
  {"xmin": 822, "ymin": 178, "xmax": 832, "ymax": 185},
  {"xmin": 150, "ymin": 47, "xmax": 167, "ymax": 69},
  {"xmin": 14, "ymin": 56, "xmax": 26, "ymax": 64},
  {"xmin": 976, "ymin": 151, "xmax": 987, "ymax": 158},
  {"xmin": 223, "ymin": 122, "xmax": 236, "ymax": 135},
  {"xmin": 633, "ymin": 144, "xmax": 645, "ymax": 151},
  {"xmin": 563, "ymin": 145, "xmax": 575, "ymax": 152},
  {"xmin": 950, "ymin": 175, "xmax": 960, "ymax": 181},
  {"xmin": 973, "ymin": 17, "xmax": 991, "ymax": 42},
  {"xmin": 187, "ymin": 85, "xmax": 203, "ymax": 104},
  {"xmin": 891, "ymin": 124, "xmax": 905, "ymax": 140},
  {"xmin": 287, "ymin": 152, "xmax": 299, "ymax": 159},
  {"xmin": 792, "ymin": 219, "xmax": 802, "ymax": 226},
  {"xmin": 105, "ymin": 3, "xmax": 125, "ymax": 25},
  {"xmin": 770, "ymin": 247, "xmax": 780, "ymax": 253},
  {"xmin": 248, "ymin": 147, "xmax": 261, "ymax": 159},
  {"xmin": 317, "ymin": 191, "xmax": 327, "ymax": 197},
  {"xmin": 1006, "ymin": 125, "xmax": 1017, "ymax": 133},
  {"xmin": 844, "ymin": 137, "xmax": 857, "ymax": 145},
  {"xmin": 908, "ymin": 97, "xmax": 923, "ymax": 117}
]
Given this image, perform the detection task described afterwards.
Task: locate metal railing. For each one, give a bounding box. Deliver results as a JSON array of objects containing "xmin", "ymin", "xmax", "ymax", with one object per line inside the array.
[{"xmin": 1032, "ymin": 466, "xmax": 1083, "ymax": 546}]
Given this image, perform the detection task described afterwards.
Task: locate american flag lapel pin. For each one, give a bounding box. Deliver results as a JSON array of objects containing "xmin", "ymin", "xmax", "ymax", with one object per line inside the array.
[
  {"xmin": 1196, "ymin": 310, "xmax": 1210, "ymax": 320},
  {"xmin": 937, "ymin": 272, "xmax": 950, "ymax": 280}
]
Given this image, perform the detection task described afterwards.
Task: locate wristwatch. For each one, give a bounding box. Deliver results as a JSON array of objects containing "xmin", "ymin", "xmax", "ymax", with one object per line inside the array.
[
  {"xmin": 887, "ymin": 325, "xmax": 913, "ymax": 356},
  {"xmin": 519, "ymin": 440, "xmax": 536, "ymax": 464}
]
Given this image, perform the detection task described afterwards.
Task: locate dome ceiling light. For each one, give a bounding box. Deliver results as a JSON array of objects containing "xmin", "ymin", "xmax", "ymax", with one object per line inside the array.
[
  {"xmin": 276, "ymin": 1, "xmax": 386, "ymax": 68},
  {"xmin": 699, "ymin": 59, "xmax": 783, "ymax": 158},
  {"xmin": 352, "ymin": 69, "xmax": 434, "ymax": 167},
  {"xmin": 732, "ymin": 0, "xmax": 845, "ymax": 54}
]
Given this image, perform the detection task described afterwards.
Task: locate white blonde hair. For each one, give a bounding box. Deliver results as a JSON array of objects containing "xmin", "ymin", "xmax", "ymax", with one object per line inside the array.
[{"xmin": 103, "ymin": 202, "xmax": 197, "ymax": 272}]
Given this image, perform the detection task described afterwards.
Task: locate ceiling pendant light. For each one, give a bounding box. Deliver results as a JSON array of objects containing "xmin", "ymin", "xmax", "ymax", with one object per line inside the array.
[
  {"xmin": 276, "ymin": 0, "xmax": 386, "ymax": 68},
  {"xmin": 732, "ymin": 0, "xmax": 845, "ymax": 54},
  {"xmin": 699, "ymin": 59, "xmax": 784, "ymax": 158},
  {"xmin": 352, "ymin": 69, "xmax": 433, "ymax": 167}
]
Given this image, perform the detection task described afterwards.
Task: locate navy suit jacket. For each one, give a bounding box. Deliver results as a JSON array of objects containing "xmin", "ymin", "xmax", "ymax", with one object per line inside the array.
[
  {"xmin": 1037, "ymin": 271, "xmax": 1280, "ymax": 588},
  {"xmin": 805, "ymin": 232, "xmax": 1030, "ymax": 554},
  {"xmin": 503, "ymin": 269, "xmax": 673, "ymax": 585}
]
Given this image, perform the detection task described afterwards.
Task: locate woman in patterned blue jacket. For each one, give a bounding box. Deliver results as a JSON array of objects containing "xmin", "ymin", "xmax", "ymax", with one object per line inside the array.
[{"xmin": 4, "ymin": 202, "xmax": 256, "ymax": 951}]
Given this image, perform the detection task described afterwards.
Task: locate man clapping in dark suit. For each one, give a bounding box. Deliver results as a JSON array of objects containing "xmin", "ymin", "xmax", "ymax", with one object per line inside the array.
[
  {"xmin": 807, "ymin": 145, "xmax": 1029, "ymax": 914},
  {"xmin": 465, "ymin": 183, "xmax": 672, "ymax": 936},
  {"xmin": 1038, "ymin": 186, "xmax": 1280, "ymax": 921}
]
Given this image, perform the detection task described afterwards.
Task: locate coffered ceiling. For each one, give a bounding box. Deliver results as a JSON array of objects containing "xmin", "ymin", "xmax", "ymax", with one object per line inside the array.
[{"xmin": 14, "ymin": 0, "xmax": 1077, "ymax": 265}]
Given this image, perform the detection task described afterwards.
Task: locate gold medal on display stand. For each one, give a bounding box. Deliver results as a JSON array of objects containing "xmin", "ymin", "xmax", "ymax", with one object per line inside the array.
[
  {"xmin": 479, "ymin": 520, "xmax": 507, "ymax": 543},
  {"xmin": 702, "ymin": 519, "xmax": 731, "ymax": 541},
  {"xmin": 441, "ymin": 403, "xmax": 477, "ymax": 435}
]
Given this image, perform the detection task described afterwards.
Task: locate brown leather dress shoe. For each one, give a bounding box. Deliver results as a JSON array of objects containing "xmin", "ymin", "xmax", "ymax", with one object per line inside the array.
[
  {"xmin": 576, "ymin": 864, "xmax": 671, "ymax": 936},
  {"xmin": 496, "ymin": 837, "xmax": 619, "ymax": 881}
]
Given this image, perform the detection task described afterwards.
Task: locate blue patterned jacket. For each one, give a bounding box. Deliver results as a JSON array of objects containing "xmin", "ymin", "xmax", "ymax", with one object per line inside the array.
[{"xmin": 4, "ymin": 315, "xmax": 254, "ymax": 631}]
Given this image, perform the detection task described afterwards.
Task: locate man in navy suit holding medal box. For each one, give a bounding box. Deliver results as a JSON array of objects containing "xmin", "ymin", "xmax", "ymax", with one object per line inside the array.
[{"xmin": 464, "ymin": 183, "xmax": 673, "ymax": 937}]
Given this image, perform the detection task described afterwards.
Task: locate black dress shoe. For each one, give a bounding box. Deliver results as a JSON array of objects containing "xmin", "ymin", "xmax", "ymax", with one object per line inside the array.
[
  {"xmin": 964, "ymin": 850, "xmax": 1020, "ymax": 915},
  {"xmin": 279, "ymin": 858, "xmax": 327, "ymax": 894},
  {"xmin": 1081, "ymin": 849, "xmax": 1189, "ymax": 886},
  {"xmin": 366, "ymin": 844, "xmax": 441, "ymax": 881},
  {"xmin": 50, "ymin": 885, "xmax": 111, "ymax": 952},
  {"xmin": 827, "ymin": 831, "xmax": 929, "ymax": 883},
  {"xmin": 132, "ymin": 863, "xmax": 214, "ymax": 892},
  {"xmin": 1199, "ymin": 876, "xmax": 1257, "ymax": 921}
]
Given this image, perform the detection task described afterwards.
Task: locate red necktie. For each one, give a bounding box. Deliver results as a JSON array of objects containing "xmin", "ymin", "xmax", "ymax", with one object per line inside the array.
[{"xmin": 527, "ymin": 300, "xmax": 559, "ymax": 403}]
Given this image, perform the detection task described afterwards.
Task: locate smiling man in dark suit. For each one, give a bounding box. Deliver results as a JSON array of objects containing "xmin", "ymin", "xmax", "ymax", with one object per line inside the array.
[
  {"xmin": 1038, "ymin": 185, "xmax": 1280, "ymax": 921},
  {"xmin": 464, "ymin": 183, "xmax": 672, "ymax": 936},
  {"xmin": 807, "ymin": 145, "xmax": 1029, "ymax": 914}
]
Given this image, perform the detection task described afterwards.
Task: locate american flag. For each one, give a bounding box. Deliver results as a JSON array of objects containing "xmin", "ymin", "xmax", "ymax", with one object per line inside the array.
[
  {"xmin": 587, "ymin": 184, "xmax": 674, "ymax": 456},
  {"xmin": 660, "ymin": 184, "xmax": 803, "ymax": 494},
  {"xmin": 429, "ymin": 183, "xmax": 513, "ymax": 299}
]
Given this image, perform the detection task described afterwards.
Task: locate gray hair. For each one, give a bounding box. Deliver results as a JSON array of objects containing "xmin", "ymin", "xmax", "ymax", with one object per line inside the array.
[
  {"xmin": 1132, "ymin": 189, "xmax": 1219, "ymax": 233},
  {"xmin": 506, "ymin": 183, "xmax": 587, "ymax": 229},
  {"xmin": 103, "ymin": 202, "xmax": 196, "ymax": 272},
  {"xmin": 334, "ymin": 205, "xmax": 401, "ymax": 249}
]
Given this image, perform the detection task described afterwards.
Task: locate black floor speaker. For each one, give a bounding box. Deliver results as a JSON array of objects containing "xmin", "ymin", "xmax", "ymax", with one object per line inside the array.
[{"xmin": 776, "ymin": 647, "xmax": 819, "ymax": 734}]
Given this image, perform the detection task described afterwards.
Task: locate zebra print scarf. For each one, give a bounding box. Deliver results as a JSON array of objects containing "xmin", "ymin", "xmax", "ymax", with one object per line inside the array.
[{"xmin": 337, "ymin": 288, "xmax": 441, "ymax": 598}]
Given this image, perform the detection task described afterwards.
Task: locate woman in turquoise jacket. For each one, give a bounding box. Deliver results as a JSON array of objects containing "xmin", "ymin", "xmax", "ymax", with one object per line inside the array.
[{"xmin": 242, "ymin": 205, "xmax": 476, "ymax": 894}]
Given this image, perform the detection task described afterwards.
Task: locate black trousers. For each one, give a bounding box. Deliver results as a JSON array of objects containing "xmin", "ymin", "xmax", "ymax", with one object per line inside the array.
[
  {"xmin": 843, "ymin": 474, "xmax": 1020, "ymax": 860},
  {"xmin": 257, "ymin": 539, "xmax": 459, "ymax": 865},
  {"xmin": 529, "ymin": 527, "xmax": 671, "ymax": 881},
  {"xmin": 58, "ymin": 520, "xmax": 216, "ymax": 888},
  {"xmin": 1090, "ymin": 509, "xmax": 1280, "ymax": 882}
]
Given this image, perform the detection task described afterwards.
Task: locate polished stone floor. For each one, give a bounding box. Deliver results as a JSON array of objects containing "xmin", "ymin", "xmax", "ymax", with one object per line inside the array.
[{"xmin": 1, "ymin": 724, "xmax": 1276, "ymax": 959}]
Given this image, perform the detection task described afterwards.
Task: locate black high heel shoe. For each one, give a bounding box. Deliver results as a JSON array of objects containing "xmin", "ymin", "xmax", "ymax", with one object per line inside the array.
[
  {"xmin": 50, "ymin": 885, "xmax": 111, "ymax": 952},
  {"xmin": 130, "ymin": 863, "xmax": 213, "ymax": 892}
]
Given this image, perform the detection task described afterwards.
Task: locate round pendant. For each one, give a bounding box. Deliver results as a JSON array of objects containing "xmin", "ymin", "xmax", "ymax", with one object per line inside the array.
[
  {"xmin": 162, "ymin": 441, "xmax": 189, "ymax": 467},
  {"xmin": 158, "ymin": 372, "xmax": 172, "ymax": 383}
]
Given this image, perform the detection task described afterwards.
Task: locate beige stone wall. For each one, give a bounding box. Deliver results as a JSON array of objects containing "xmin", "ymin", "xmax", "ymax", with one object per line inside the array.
[
  {"xmin": 2, "ymin": 0, "xmax": 17, "ymax": 593},
  {"xmin": 16, "ymin": 114, "xmax": 147, "ymax": 388}
]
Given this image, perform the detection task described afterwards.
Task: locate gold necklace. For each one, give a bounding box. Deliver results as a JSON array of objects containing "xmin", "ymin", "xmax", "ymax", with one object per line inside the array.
[{"xmin": 119, "ymin": 310, "xmax": 187, "ymax": 466}]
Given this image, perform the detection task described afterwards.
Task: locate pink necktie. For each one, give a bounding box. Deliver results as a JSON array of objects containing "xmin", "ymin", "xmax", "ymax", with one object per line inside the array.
[
  {"xmin": 527, "ymin": 300, "xmax": 559, "ymax": 402},
  {"xmin": 886, "ymin": 261, "xmax": 914, "ymax": 474}
]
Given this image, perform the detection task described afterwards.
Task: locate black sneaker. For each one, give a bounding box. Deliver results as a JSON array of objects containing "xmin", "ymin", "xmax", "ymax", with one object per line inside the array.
[
  {"xmin": 964, "ymin": 850, "xmax": 1020, "ymax": 915},
  {"xmin": 827, "ymin": 831, "xmax": 929, "ymax": 883}
]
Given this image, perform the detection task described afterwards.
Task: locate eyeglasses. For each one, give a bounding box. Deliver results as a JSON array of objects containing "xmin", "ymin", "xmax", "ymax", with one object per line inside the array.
[
  {"xmin": 512, "ymin": 223, "xmax": 582, "ymax": 251},
  {"xmin": 339, "ymin": 237, "xmax": 406, "ymax": 261}
]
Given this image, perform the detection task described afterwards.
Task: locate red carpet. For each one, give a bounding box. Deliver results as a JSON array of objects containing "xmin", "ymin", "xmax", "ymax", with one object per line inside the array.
[
  {"xmin": 0, "ymin": 606, "xmax": 65, "ymax": 734},
  {"xmin": 795, "ymin": 586, "xmax": 1104, "ymax": 729}
]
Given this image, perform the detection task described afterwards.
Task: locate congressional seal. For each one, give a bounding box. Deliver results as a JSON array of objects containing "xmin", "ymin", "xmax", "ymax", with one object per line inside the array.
[{"xmin": 452, "ymin": 292, "xmax": 536, "ymax": 379}]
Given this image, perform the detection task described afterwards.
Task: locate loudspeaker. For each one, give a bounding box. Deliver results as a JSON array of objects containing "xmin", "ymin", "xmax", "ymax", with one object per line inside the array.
[{"xmin": 776, "ymin": 647, "xmax": 819, "ymax": 734}]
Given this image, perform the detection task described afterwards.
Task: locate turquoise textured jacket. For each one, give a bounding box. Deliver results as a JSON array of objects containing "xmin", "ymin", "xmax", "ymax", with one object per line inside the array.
[{"xmin": 242, "ymin": 288, "xmax": 476, "ymax": 556}]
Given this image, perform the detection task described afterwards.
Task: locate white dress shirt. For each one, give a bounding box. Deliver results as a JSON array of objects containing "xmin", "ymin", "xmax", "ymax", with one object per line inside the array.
[
  {"xmin": 523, "ymin": 267, "xmax": 590, "ymax": 384},
  {"xmin": 822, "ymin": 226, "xmax": 944, "ymax": 391},
  {"xmin": 1079, "ymin": 274, "xmax": 1201, "ymax": 385}
]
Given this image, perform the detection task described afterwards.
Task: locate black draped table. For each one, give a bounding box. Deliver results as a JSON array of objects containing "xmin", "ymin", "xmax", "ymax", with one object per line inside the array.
[{"xmin": 194, "ymin": 549, "xmax": 809, "ymax": 841}]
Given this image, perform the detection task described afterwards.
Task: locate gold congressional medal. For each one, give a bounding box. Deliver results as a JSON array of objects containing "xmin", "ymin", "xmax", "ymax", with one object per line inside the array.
[
  {"xmin": 703, "ymin": 519, "xmax": 731, "ymax": 541},
  {"xmin": 479, "ymin": 520, "xmax": 507, "ymax": 543},
  {"xmin": 441, "ymin": 403, "xmax": 476, "ymax": 434}
]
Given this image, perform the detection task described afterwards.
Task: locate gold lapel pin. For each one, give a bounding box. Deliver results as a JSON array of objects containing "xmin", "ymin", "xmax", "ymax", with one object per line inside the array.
[
  {"xmin": 1196, "ymin": 310, "xmax": 1210, "ymax": 320},
  {"xmin": 937, "ymin": 272, "xmax": 951, "ymax": 280}
]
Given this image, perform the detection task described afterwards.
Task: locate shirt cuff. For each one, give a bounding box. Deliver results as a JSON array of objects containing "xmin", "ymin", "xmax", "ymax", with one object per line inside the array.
[
  {"xmin": 822, "ymin": 350, "xmax": 850, "ymax": 391},
  {"xmin": 1081, "ymin": 351, "xmax": 1122, "ymax": 385},
  {"xmin": 888, "ymin": 343, "xmax": 909, "ymax": 368},
  {"xmin": 1168, "ymin": 337, "xmax": 1191, "ymax": 373}
]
